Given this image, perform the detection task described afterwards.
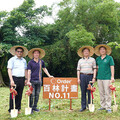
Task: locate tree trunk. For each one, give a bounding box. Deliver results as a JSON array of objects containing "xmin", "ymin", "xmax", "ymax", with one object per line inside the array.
[
  {"xmin": 0, "ymin": 55, "xmax": 7, "ymax": 87},
  {"xmin": 0, "ymin": 70, "xmax": 6, "ymax": 86}
]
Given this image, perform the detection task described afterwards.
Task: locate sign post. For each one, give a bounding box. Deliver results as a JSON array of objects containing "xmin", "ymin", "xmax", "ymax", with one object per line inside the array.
[
  {"xmin": 70, "ymin": 99, "xmax": 72, "ymax": 110},
  {"xmin": 43, "ymin": 77, "xmax": 78, "ymax": 111}
]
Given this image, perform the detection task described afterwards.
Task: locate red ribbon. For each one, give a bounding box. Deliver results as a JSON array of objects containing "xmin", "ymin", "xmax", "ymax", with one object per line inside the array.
[
  {"xmin": 87, "ymin": 84, "xmax": 96, "ymax": 99},
  {"xmin": 10, "ymin": 88, "xmax": 17, "ymax": 99},
  {"xmin": 25, "ymin": 86, "xmax": 33, "ymax": 96},
  {"xmin": 109, "ymin": 85, "xmax": 116, "ymax": 97},
  {"xmin": 91, "ymin": 91, "xmax": 94, "ymax": 99}
]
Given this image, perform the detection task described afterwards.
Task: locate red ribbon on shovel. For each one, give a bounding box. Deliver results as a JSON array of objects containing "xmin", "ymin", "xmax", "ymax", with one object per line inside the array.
[
  {"xmin": 25, "ymin": 86, "xmax": 33, "ymax": 96},
  {"xmin": 10, "ymin": 87, "xmax": 18, "ymax": 99},
  {"xmin": 87, "ymin": 84, "xmax": 96, "ymax": 99},
  {"xmin": 109, "ymin": 85, "xmax": 116, "ymax": 97}
]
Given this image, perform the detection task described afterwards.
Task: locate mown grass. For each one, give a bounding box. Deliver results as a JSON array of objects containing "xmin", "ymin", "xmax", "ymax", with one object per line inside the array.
[{"xmin": 0, "ymin": 80, "xmax": 120, "ymax": 120}]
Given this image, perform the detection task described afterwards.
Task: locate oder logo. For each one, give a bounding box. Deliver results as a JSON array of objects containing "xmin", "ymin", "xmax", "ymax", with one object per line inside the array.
[{"xmin": 50, "ymin": 78, "xmax": 72, "ymax": 84}]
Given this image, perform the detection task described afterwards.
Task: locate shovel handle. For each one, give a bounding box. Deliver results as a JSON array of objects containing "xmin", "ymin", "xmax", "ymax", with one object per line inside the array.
[
  {"xmin": 28, "ymin": 96, "xmax": 30, "ymax": 108},
  {"xmin": 110, "ymin": 82, "xmax": 116, "ymax": 105},
  {"xmin": 90, "ymin": 86, "xmax": 92, "ymax": 104},
  {"xmin": 11, "ymin": 84, "xmax": 16, "ymax": 110},
  {"xmin": 113, "ymin": 91, "xmax": 116, "ymax": 105},
  {"xmin": 13, "ymin": 96, "xmax": 15, "ymax": 110}
]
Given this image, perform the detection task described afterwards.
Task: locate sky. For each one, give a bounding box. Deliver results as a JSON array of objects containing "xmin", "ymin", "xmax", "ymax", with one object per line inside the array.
[
  {"xmin": 0, "ymin": 0, "xmax": 63, "ymax": 24},
  {"xmin": 0, "ymin": 0, "xmax": 119, "ymax": 23},
  {"xmin": 0, "ymin": 0, "xmax": 62, "ymax": 11}
]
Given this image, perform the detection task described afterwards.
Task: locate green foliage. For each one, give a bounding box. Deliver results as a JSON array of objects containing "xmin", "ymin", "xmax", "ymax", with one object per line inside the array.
[
  {"xmin": 44, "ymin": 40, "xmax": 67, "ymax": 76},
  {"xmin": 0, "ymin": 0, "xmax": 52, "ymax": 85},
  {"xmin": 25, "ymin": 25, "xmax": 49, "ymax": 49},
  {"xmin": 1, "ymin": 0, "xmax": 120, "ymax": 84},
  {"xmin": 108, "ymin": 42, "xmax": 120, "ymax": 59},
  {"xmin": 1, "ymin": 0, "xmax": 51, "ymax": 46},
  {"xmin": 0, "ymin": 11, "xmax": 7, "ymax": 23},
  {"xmin": 66, "ymin": 25, "xmax": 95, "ymax": 51}
]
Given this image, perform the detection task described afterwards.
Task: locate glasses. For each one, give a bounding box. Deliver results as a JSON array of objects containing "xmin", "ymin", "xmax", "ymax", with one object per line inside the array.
[{"xmin": 17, "ymin": 51, "xmax": 23, "ymax": 53}]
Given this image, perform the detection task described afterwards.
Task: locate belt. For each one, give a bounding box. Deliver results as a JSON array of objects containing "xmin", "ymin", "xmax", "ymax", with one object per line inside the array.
[
  {"xmin": 13, "ymin": 76, "xmax": 25, "ymax": 79},
  {"xmin": 80, "ymin": 73, "xmax": 93, "ymax": 75}
]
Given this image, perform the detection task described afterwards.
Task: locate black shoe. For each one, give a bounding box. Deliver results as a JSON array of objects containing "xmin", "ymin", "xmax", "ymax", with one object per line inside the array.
[
  {"xmin": 32, "ymin": 108, "xmax": 40, "ymax": 112},
  {"xmin": 31, "ymin": 109, "xmax": 33, "ymax": 114},
  {"xmin": 80, "ymin": 108, "xmax": 86, "ymax": 112},
  {"xmin": 98, "ymin": 108, "xmax": 106, "ymax": 111}
]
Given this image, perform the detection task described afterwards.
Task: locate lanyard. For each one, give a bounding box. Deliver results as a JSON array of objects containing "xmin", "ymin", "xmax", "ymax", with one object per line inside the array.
[{"xmin": 39, "ymin": 60, "xmax": 42, "ymax": 81}]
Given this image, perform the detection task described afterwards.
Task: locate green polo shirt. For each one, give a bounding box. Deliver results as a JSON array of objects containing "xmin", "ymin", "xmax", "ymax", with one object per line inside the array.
[{"xmin": 96, "ymin": 55, "xmax": 114, "ymax": 80}]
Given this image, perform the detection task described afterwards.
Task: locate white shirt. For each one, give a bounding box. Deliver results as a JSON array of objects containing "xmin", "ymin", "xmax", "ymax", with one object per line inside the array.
[{"xmin": 7, "ymin": 56, "xmax": 27, "ymax": 77}]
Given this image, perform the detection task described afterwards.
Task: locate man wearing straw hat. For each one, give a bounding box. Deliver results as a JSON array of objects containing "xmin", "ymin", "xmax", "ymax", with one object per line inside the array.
[
  {"xmin": 95, "ymin": 44, "xmax": 115, "ymax": 113},
  {"xmin": 7, "ymin": 46, "xmax": 28, "ymax": 114},
  {"xmin": 27, "ymin": 48, "xmax": 53, "ymax": 113},
  {"xmin": 77, "ymin": 46, "xmax": 96, "ymax": 112}
]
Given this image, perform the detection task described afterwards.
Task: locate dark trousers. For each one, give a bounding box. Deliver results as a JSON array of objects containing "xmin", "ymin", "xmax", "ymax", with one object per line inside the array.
[
  {"xmin": 8, "ymin": 76, "xmax": 25, "ymax": 112},
  {"xmin": 30, "ymin": 81, "xmax": 41, "ymax": 109},
  {"xmin": 80, "ymin": 74, "xmax": 93, "ymax": 109}
]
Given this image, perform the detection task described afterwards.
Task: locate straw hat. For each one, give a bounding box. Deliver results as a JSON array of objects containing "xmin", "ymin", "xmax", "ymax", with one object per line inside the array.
[
  {"xmin": 28, "ymin": 48, "xmax": 45, "ymax": 59},
  {"xmin": 10, "ymin": 46, "xmax": 28, "ymax": 57},
  {"xmin": 95, "ymin": 44, "xmax": 111, "ymax": 56},
  {"xmin": 77, "ymin": 46, "xmax": 94, "ymax": 57}
]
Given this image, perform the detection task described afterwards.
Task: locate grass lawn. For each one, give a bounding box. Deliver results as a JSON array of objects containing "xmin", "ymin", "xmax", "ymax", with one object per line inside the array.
[{"xmin": 0, "ymin": 80, "xmax": 120, "ymax": 120}]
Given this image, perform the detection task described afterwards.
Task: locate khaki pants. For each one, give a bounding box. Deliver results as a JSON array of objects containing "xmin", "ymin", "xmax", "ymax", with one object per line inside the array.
[{"xmin": 97, "ymin": 80, "xmax": 111, "ymax": 110}]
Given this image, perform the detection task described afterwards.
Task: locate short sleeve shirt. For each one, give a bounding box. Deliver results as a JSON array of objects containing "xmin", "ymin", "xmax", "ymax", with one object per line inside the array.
[
  {"xmin": 96, "ymin": 55, "xmax": 114, "ymax": 80},
  {"xmin": 7, "ymin": 56, "xmax": 27, "ymax": 77},
  {"xmin": 27, "ymin": 59, "xmax": 46, "ymax": 81},
  {"xmin": 77, "ymin": 57, "xmax": 96, "ymax": 74}
]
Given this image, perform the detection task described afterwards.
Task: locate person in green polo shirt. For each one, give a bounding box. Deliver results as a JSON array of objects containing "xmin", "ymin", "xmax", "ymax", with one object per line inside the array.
[{"xmin": 95, "ymin": 44, "xmax": 115, "ymax": 113}]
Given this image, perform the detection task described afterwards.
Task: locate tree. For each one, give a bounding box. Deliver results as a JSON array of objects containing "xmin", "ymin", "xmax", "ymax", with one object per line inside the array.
[
  {"xmin": 0, "ymin": 0, "xmax": 52, "ymax": 85},
  {"xmin": 0, "ymin": 43, "xmax": 9, "ymax": 86},
  {"xmin": 43, "ymin": 0, "xmax": 120, "ymax": 78},
  {"xmin": 1, "ymin": 0, "xmax": 120, "ymax": 85},
  {"xmin": 66, "ymin": 25, "xmax": 95, "ymax": 51}
]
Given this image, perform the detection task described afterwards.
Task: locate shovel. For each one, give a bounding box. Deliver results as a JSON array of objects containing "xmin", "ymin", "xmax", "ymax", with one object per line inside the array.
[
  {"xmin": 88, "ymin": 82, "xmax": 95, "ymax": 112},
  {"xmin": 25, "ymin": 94, "xmax": 32, "ymax": 115},
  {"xmin": 10, "ymin": 86, "xmax": 18, "ymax": 118},
  {"xmin": 113, "ymin": 90, "xmax": 118, "ymax": 112}
]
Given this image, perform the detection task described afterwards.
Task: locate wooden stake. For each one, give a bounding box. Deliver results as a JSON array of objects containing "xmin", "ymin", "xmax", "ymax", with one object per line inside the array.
[{"xmin": 70, "ymin": 99, "xmax": 73, "ymax": 110}]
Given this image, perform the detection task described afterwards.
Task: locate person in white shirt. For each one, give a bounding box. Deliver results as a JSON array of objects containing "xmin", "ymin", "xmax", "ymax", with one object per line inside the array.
[{"xmin": 7, "ymin": 46, "xmax": 28, "ymax": 114}]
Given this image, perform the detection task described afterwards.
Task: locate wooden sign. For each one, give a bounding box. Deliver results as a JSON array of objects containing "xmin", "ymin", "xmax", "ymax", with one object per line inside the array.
[{"xmin": 43, "ymin": 77, "xmax": 78, "ymax": 99}]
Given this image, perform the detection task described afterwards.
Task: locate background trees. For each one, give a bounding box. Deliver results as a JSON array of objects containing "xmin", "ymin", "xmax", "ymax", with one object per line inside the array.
[{"xmin": 0, "ymin": 0, "xmax": 120, "ymax": 86}]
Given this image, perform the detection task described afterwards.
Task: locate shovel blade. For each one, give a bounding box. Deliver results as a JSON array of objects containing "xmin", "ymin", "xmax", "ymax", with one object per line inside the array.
[
  {"xmin": 11, "ymin": 109, "xmax": 18, "ymax": 118},
  {"xmin": 113, "ymin": 105, "xmax": 118, "ymax": 112},
  {"xmin": 89, "ymin": 104, "xmax": 95, "ymax": 112},
  {"xmin": 25, "ymin": 108, "xmax": 32, "ymax": 115}
]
